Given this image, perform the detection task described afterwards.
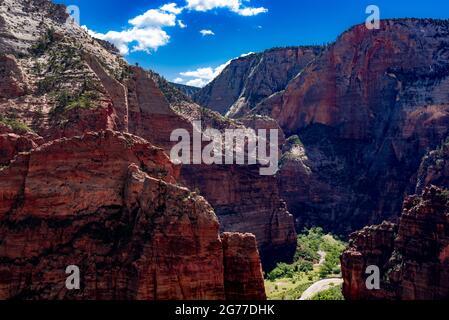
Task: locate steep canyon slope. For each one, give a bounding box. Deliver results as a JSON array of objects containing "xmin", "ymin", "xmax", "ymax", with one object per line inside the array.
[
  {"xmin": 196, "ymin": 19, "xmax": 449, "ymax": 235},
  {"xmin": 0, "ymin": 0, "xmax": 270, "ymax": 299}
]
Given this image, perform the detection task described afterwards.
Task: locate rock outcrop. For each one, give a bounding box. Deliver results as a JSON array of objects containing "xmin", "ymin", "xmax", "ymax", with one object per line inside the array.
[
  {"xmin": 194, "ymin": 47, "xmax": 322, "ymax": 118},
  {"xmin": 417, "ymin": 139, "xmax": 449, "ymax": 194},
  {"xmin": 0, "ymin": 0, "xmax": 297, "ymax": 276},
  {"xmin": 0, "ymin": 0, "xmax": 269, "ymax": 300},
  {"xmin": 0, "ymin": 130, "xmax": 266, "ymax": 300},
  {"xmin": 181, "ymin": 163, "xmax": 297, "ymax": 271},
  {"xmin": 222, "ymin": 233, "xmax": 267, "ymax": 300},
  {"xmin": 342, "ymin": 186, "xmax": 449, "ymax": 300},
  {"xmin": 255, "ymin": 19, "xmax": 449, "ymax": 234}
]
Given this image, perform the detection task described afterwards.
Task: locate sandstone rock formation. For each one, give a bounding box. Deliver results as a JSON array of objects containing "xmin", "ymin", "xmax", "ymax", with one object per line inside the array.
[
  {"xmin": 0, "ymin": 130, "xmax": 266, "ymax": 300},
  {"xmin": 181, "ymin": 164, "xmax": 297, "ymax": 270},
  {"xmin": 0, "ymin": 0, "xmax": 269, "ymax": 300},
  {"xmin": 222, "ymin": 233, "xmax": 267, "ymax": 300},
  {"xmin": 417, "ymin": 139, "xmax": 449, "ymax": 194},
  {"xmin": 0, "ymin": 0, "xmax": 297, "ymax": 277},
  {"xmin": 194, "ymin": 47, "xmax": 322, "ymax": 118},
  {"xmin": 256, "ymin": 19, "xmax": 449, "ymax": 234},
  {"xmin": 342, "ymin": 186, "xmax": 449, "ymax": 300}
]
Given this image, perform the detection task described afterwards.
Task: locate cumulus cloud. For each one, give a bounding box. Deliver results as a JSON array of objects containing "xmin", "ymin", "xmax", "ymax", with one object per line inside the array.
[
  {"xmin": 200, "ymin": 29, "xmax": 215, "ymax": 36},
  {"xmin": 86, "ymin": 6, "xmax": 178, "ymax": 55},
  {"xmin": 179, "ymin": 52, "xmax": 254, "ymax": 87},
  {"xmin": 173, "ymin": 77, "xmax": 185, "ymax": 83},
  {"xmin": 86, "ymin": 1, "xmax": 267, "ymax": 56},
  {"xmin": 160, "ymin": 3, "xmax": 184, "ymax": 14},
  {"xmin": 87, "ymin": 27, "xmax": 170, "ymax": 55},
  {"xmin": 185, "ymin": 0, "xmax": 268, "ymax": 16},
  {"xmin": 129, "ymin": 9, "xmax": 176, "ymax": 28}
]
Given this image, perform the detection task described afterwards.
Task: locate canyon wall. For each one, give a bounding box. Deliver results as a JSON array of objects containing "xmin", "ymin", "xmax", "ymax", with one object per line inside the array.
[
  {"xmin": 0, "ymin": 0, "xmax": 268, "ymax": 299},
  {"xmin": 194, "ymin": 47, "xmax": 322, "ymax": 118},
  {"xmin": 342, "ymin": 186, "xmax": 449, "ymax": 300},
  {"xmin": 0, "ymin": 130, "xmax": 266, "ymax": 300},
  {"xmin": 257, "ymin": 19, "xmax": 449, "ymax": 234}
]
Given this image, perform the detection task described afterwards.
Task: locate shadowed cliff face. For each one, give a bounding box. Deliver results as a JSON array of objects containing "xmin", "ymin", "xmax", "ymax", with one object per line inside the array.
[
  {"xmin": 253, "ymin": 19, "xmax": 449, "ymax": 235},
  {"xmin": 0, "ymin": 0, "xmax": 269, "ymax": 300},
  {"xmin": 341, "ymin": 186, "xmax": 449, "ymax": 300},
  {"xmin": 193, "ymin": 47, "xmax": 323, "ymax": 118},
  {"xmin": 0, "ymin": 131, "xmax": 266, "ymax": 300}
]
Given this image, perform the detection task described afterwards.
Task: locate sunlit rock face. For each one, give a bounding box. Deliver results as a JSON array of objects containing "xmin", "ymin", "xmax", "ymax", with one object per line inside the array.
[
  {"xmin": 194, "ymin": 46, "xmax": 323, "ymax": 118},
  {"xmin": 0, "ymin": 131, "xmax": 266, "ymax": 300},
  {"xmin": 255, "ymin": 19, "xmax": 449, "ymax": 234},
  {"xmin": 0, "ymin": 0, "xmax": 268, "ymax": 300}
]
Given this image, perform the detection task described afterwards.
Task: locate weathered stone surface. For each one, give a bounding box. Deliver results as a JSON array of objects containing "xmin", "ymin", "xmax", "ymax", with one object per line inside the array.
[
  {"xmin": 0, "ymin": 54, "xmax": 27, "ymax": 98},
  {"xmin": 181, "ymin": 164, "xmax": 297, "ymax": 270},
  {"xmin": 0, "ymin": 130, "xmax": 265, "ymax": 300},
  {"xmin": 0, "ymin": 0, "xmax": 292, "ymax": 281},
  {"xmin": 256, "ymin": 19, "xmax": 449, "ymax": 234},
  {"xmin": 0, "ymin": 133, "xmax": 37, "ymax": 165},
  {"xmin": 417, "ymin": 139, "xmax": 449, "ymax": 194},
  {"xmin": 194, "ymin": 47, "xmax": 322, "ymax": 118},
  {"xmin": 342, "ymin": 186, "xmax": 449, "ymax": 300},
  {"xmin": 222, "ymin": 233, "xmax": 266, "ymax": 300}
]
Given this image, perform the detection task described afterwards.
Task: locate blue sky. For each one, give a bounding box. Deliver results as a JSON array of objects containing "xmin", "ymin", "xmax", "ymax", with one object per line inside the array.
[{"xmin": 55, "ymin": 0, "xmax": 449, "ymax": 87}]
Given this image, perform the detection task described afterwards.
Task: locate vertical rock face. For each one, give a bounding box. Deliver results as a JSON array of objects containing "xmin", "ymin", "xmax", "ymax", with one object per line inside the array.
[
  {"xmin": 222, "ymin": 233, "xmax": 267, "ymax": 300},
  {"xmin": 181, "ymin": 164, "xmax": 297, "ymax": 270},
  {"xmin": 0, "ymin": 133, "xmax": 37, "ymax": 165},
  {"xmin": 254, "ymin": 19, "xmax": 449, "ymax": 234},
  {"xmin": 0, "ymin": 131, "xmax": 266, "ymax": 300},
  {"xmin": 0, "ymin": 0, "xmax": 268, "ymax": 300},
  {"xmin": 194, "ymin": 47, "xmax": 323, "ymax": 118},
  {"xmin": 0, "ymin": 54, "xmax": 27, "ymax": 98},
  {"xmin": 342, "ymin": 186, "xmax": 449, "ymax": 300},
  {"xmin": 416, "ymin": 139, "xmax": 449, "ymax": 194}
]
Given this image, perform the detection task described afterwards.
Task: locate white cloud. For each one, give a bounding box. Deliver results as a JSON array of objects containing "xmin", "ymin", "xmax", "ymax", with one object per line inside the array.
[
  {"xmin": 180, "ymin": 60, "xmax": 230, "ymax": 87},
  {"xmin": 186, "ymin": 78, "xmax": 208, "ymax": 87},
  {"xmin": 129, "ymin": 9, "xmax": 176, "ymax": 28},
  {"xmin": 87, "ymin": 27, "xmax": 170, "ymax": 55},
  {"xmin": 87, "ymin": 6, "xmax": 177, "ymax": 55},
  {"xmin": 185, "ymin": 0, "xmax": 268, "ymax": 16},
  {"xmin": 179, "ymin": 52, "xmax": 255, "ymax": 87},
  {"xmin": 235, "ymin": 7, "xmax": 268, "ymax": 16},
  {"xmin": 85, "ymin": 1, "xmax": 267, "ymax": 56},
  {"xmin": 160, "ymin": 3, "xmax": 184, "ymax": 14},
  {"xmin": 200, "ymin": 29, "xmax": 215, "ymax": 36},
  {"xmin": 173, "ymin": 77, "xmax": 185, "ymax": 83}
]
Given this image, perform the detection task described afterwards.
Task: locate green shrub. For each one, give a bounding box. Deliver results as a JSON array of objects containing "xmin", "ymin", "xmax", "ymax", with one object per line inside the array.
[
  {"xmin": 30, "ymin": 28, "xmax": 56, "ymax": 56},
  {"xmin": 51, "ymin": 90, "xmax": 99, "ymax": 115},
  {"xmin": 310, "ymin": 285, "xmax": 344, "ymax": 300},
  {"xmin": 0, "ymin": 116, "xmax": 32, "ymax": 134}
]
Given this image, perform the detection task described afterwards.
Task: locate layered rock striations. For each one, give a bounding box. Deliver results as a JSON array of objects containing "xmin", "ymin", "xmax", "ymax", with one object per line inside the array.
[
  {"xmin": 0, "ymin": 0, "xmax": 269, "ymax": 300},
  {"xmin": 342, "ymin": 186, "xmax": 449, "ymax": 300},
  {"xmin": 194, "ymin": 47, "xmax": 323, "ymax": 118},
  {"xmin": 181, "ymin": 163, "xmax": 297, "ymax": 271},
  {"xmin": 255, "ymin": 19, "xmax": 449, "ymax": 234},
  {"xmin": 0, "ymin": 130, "xmax": 266, "ymax": 300}
]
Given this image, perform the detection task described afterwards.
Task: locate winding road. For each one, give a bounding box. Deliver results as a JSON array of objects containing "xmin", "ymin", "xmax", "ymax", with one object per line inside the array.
[{"xmin": 299, "ymin": 278, "xmax": 343, "ymax": 300}]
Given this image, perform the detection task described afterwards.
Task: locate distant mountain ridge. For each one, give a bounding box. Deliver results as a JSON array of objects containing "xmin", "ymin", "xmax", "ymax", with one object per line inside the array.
[
  {"xmin": 193, "ymin": 46, "xmax": 323, "ymax": 118},
  {"xmin": 170, "ymin": 82, "xmax": 201, "ymax": 97}
]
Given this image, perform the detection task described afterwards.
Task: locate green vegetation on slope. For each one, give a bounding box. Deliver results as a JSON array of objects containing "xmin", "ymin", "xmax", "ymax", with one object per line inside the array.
[
  {"xmin": 0, "ymin": 116, "xmax": 32, "ymax": 134},
  {"xmin": 265, "ymin": 228, "xmax": 346, "ymax": 300},
  {"xmin": 310, "ymin": 284, "xmax": 344, "ymax": 300}
]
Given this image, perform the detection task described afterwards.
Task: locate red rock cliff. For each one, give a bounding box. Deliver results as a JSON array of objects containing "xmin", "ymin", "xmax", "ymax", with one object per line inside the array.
[
  {"xmin": 342, "ymin": 186, "xmax": 449, "ymax": 300},
  {"xmin": 0, "ymin": 130, "xmax": 266, "ymax": 300}
]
